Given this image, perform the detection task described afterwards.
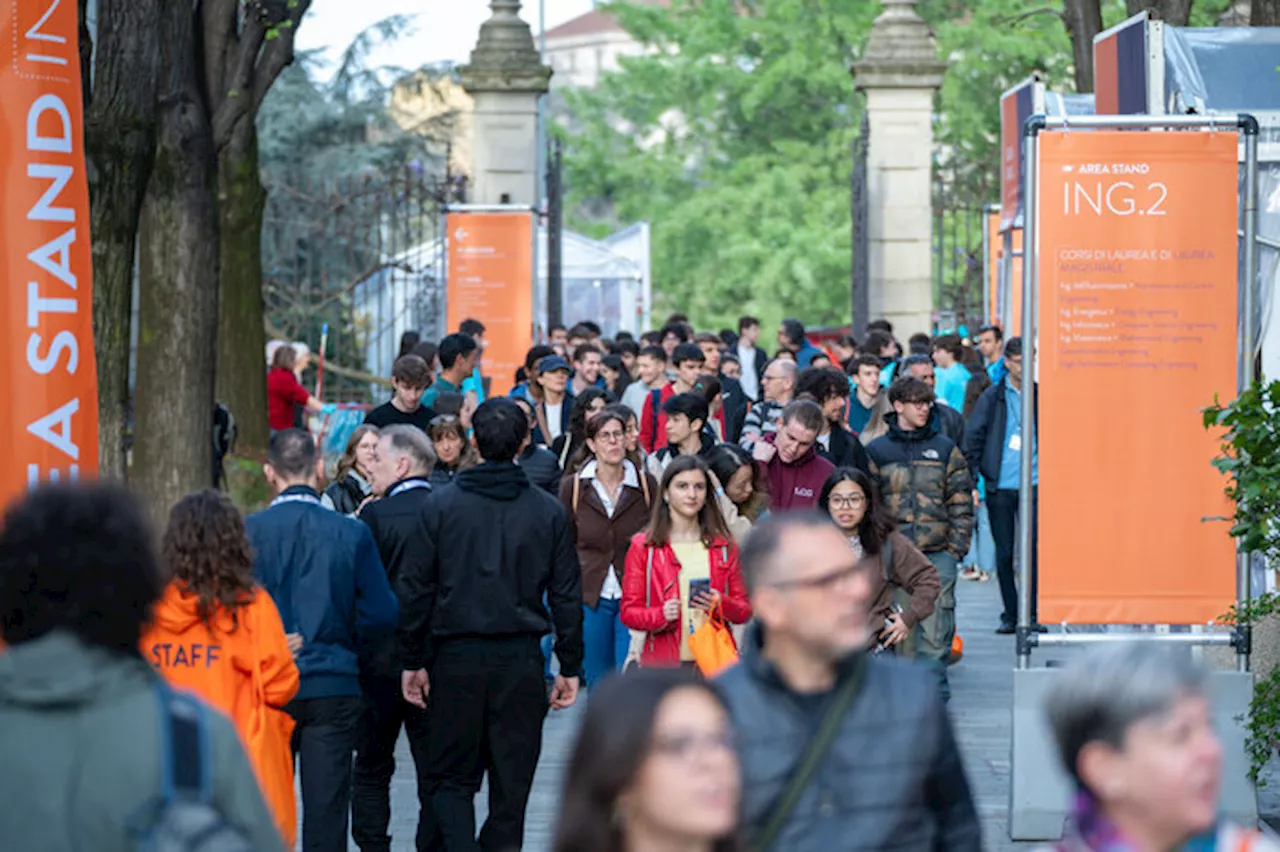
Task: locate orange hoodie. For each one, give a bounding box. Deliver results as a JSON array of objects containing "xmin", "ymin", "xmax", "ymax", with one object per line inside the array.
[{"xmin": 141, "ymin": 581, "xmax": 300, "ymax": 848}]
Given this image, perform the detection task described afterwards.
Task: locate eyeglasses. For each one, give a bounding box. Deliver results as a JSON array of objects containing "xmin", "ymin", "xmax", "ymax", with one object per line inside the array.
[
  {"xmin": 828, "ymin": 494, "xmax": 866, "ymax": 509},
  {"xmin": 594, "ymin": 429, "xmax": 625, "ymax": 443},
  {"xmin": 650, "ymin": 730, "xmax": 736, "ymax": 760},
  {"xmin": 768, "ymin": 562, "xmax": 862, "ymax": 592}
]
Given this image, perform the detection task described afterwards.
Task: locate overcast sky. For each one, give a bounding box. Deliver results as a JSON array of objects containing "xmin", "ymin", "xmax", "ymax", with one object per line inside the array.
[{"xmin": 295, "ymin": 0, "xmax": 597, "ymax": 72}]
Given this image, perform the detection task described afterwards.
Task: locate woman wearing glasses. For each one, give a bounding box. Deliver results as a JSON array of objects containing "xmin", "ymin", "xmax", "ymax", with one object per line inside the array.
[
  {"xmin": 818, "ymin": 468, "xmax": 939, "ymax": 655},
  {"xmin": 559, "ymin": 410, "xmax": 658, "ymax": 687},
  {"xmin": 554, "ymin": 668, "xmax": 742, "ymax": 852},
  {"xmin": 321, "ymin": 424, "xmax": 379, "ymax": 516},
  {"xmin": 427, "ymin": 415, "xmax": 478, "ymax": 488},
  {"xmin": 621, "ymin": 456, "xmax": 751, "ymax": 669}
]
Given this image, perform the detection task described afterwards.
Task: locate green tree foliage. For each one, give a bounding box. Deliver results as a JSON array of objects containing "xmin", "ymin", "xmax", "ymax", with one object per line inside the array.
[{"xmin": 562, "ymin": 0, "xmax": 876, "ymax": 331}]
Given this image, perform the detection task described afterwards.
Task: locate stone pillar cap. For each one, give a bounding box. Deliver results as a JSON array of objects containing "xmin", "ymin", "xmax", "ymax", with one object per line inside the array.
[
  {"xmin": 852, "ymin": 0, "xmax": 946, "ymax": 90},
  {"xmin": 460, "ymin": 0, "xmax": 552, "ymax": 95}
]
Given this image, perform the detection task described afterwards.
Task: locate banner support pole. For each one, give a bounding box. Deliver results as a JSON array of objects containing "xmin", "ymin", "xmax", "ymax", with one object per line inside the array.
[
  {"xmin": 1238, "ymin": 114, "xmax": 1260, "ymax": 673},
  {"xmin": 1016, "ymin": 116, "xmax": 1044, "ymax": 671}
]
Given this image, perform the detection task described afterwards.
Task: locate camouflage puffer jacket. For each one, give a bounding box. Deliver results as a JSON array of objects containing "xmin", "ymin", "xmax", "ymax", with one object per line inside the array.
[{"xmin": 865, "ymin": 413, "xmax": 973, "ymax": 557}]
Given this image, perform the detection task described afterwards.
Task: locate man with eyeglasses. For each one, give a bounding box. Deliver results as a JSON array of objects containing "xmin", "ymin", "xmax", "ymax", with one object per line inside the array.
[
  {"xmin": 739, "ymin": 358, "xmax": 796, "ymax": 449},
  {"xmin": 717, "ymin": 512, "xmax": 980, "ymax": 852},
  {"xmin": 865, "ymin": 377, "xmax": 972, "ymax": 702}
]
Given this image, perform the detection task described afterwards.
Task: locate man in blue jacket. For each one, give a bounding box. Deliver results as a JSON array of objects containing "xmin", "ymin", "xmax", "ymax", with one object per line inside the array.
[
  {"xmin": 777, "ymin": 317, "xmax": 825, "ymax": 367},
  {"xmin": 247, "ymin": 429, "xmax": 399, "ymax": 852}
]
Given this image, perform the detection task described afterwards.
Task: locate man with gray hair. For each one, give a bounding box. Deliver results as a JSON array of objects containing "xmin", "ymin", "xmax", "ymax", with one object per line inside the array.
[
  {"xmin": 716, "ymin": 511, "xmax": 980, "ymax": 852},
  {"xmin": 739, "ymin": 358, "xmax": 797, "ymax": 448},
  {"xmin": 354, "ymin": 424, "xmax": 438, "ymax": 851}
]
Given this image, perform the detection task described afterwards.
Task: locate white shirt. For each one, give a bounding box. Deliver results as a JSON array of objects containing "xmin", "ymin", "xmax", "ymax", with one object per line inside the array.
[
  {"xmin": 737, "ymin": 344, "xmax": 760, "ymax": 400},
  {"xmin": 579, "ymin": 459, "xmax": 640, "ymax": 600},
  {"xmin": 545, "ymin": 401, "xmax": 564, "ymax": 442}
]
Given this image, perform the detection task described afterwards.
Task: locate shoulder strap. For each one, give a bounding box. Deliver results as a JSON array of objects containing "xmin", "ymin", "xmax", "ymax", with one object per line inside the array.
[
  {"xmin": 572, "ymin": 474, "xmax": 581, "ymax": 514},
  {"xmin": 881, "ymin": 534, "xmax": 894, "ymax": 583},
  {"xmin": 155, "ymin": 682, "xmax": 211, "ymax": 803},
  {"xmin": 645, "ymin": 546, "xmax": 653, "ymax": 607},
  {"xmin": 639, "ymin": 469, "xmax": 651, "ymax": 508},
  {"xmin": 753, "ymin": 657, "xmax": 867, "ymax": 852},
  {"xmin": 650, "ymin": 389, "xmax": 661, "ymax": 440}
]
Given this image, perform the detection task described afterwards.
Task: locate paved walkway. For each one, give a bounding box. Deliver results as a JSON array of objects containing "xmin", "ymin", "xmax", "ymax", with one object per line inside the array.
[{"xmin": 352, "ymin": 577, "xmax": 1279, "ymax": 851}]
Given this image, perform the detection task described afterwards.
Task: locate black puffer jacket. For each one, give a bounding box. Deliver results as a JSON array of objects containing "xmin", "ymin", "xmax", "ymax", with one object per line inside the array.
[
  {"xmin": 716, "ymin": 625, "xmax": 981, "ymax": 852},
  {"xmin": 865, "ymin": 414, "xmax": 973, "ymax": 557},
  {"xmin": 322, "ymin": 471, "xmax": 371, "ymax": 516}
]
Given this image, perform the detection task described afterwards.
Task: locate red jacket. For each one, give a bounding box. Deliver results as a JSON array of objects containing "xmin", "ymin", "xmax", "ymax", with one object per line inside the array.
[
  {"xmin": 267, "ymin": 367, "xmax": 310, "ymax": 430},
  {"xmin": 755, "ymin": 431, "xmax": 835, "ymax": 511},
  {"xmin": 620, "ymin": 532, "xmax": 752, "ymax": 667}
]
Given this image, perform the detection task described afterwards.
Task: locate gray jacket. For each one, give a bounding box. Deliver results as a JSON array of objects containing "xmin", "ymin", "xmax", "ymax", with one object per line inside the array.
[
  {"xmin": 715, "ymin": 625, "xmax": 981, "ymax": 852},
  {"xmin": 0, "ymin": 631, "xmax": 283, "ymax": 852}
]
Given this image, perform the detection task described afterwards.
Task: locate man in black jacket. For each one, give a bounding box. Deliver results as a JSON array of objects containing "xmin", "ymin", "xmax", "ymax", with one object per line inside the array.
[
  {"xmin": 399, "ymin": 398, "xmax": 584, "ymax": 852},
  {"xmin": 717, "ymin": 513, "xmax": 980, "ymax": 852},
  {"xmin": 355, "ymin": 425, "xmax": 438, "ymax": 852},
  {"xmin": 962, "ymin": 337, "xmax": 1042, "ymax": 635}
]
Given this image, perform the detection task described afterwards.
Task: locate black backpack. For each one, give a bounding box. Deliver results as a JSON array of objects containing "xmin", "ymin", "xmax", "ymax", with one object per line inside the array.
[
  {"xmin": 212, "ymin": 403, "xmax": 236, "ymax": 489},
  {"xmin": 131, "ymin": 683, "xmax": 254, "ymax": 852}
]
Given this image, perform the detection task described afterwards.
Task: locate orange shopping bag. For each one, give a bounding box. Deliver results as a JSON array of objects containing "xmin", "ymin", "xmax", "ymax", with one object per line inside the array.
[{"xmin": 689, "ymin": 602, "xmax": 739, "ymax": 677}]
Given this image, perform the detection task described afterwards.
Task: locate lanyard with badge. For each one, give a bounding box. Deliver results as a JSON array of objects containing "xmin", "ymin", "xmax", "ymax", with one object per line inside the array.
[
  {"xmin": 388, "ymin": 480, "xmax": 431, "ymax": 498},
  {"xmin": 270, "ymin": 492, "xmax": 320, "ymax": 507}
]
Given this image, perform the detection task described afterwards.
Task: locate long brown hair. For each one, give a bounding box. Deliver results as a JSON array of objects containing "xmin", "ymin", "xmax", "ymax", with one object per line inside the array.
[
  {"xmin": 645, "ymin": 455, "xmax": 731, "ymax": 547},
  {"xmin": 336, "ymin": 424, "xmax": 379, "ymax": 482},
  {"xmin": 428, "ymin": 417, "xmax": 479, "ymax": 470},
  {"xmin": 162, "ymin": 490, "xmax": 256, "ymax": 632}
]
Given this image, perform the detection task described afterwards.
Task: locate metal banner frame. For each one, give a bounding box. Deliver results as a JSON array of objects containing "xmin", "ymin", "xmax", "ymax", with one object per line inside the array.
[{"xmin": 1017, "ymin": 112, "xmax": 1260, "ymax": 670}]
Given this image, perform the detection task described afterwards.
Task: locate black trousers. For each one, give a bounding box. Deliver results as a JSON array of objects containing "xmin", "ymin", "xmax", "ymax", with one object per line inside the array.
[
  {"xmin": 988, "ymin": 487, "xmax": 1039, "ymax": 625},
  {"xmin": 426, "ymin": 637, "xmax": 548, "ymax": 852},
  {"xmin": 353, "ymin": 674, "xmax": 440, "ymax": 852},
  {"xmin": 287, "ymin": 695, "xmax": 365, "ymax": 852}
]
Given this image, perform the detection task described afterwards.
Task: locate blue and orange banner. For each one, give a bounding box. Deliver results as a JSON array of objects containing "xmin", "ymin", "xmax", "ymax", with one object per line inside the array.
[
  {"xmin": 1036, "ymin": 130, "xmax": 1238, "ymax": 624},
  {"xmin": 999, "ymin": 80, "xmax": 1038, "ymax": 233},
  {"xmin": 445, "ymin": 211, "xmax": 535, "ymax": 397},
  {"xmin": 0, "ymin": 0, "xmax": 99, "ymax": 511},
  {"xmin": 1094, "ymin": 12, "xmax": 1154, "ymax": 115}
]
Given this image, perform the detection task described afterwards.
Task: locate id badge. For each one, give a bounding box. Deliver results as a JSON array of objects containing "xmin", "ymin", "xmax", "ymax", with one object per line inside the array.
[{"xmin": 1008, "ymin": 433, "xmax": 1022, "ymax": 452}]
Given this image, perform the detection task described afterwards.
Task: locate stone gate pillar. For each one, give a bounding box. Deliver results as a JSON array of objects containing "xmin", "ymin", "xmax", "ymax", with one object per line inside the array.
[
  {"xmin": 459, "ymin": 0, "xmax": 551, "ymax": 205},
  {"xmin": 852, "ymin": 0, "xmax": 946, "ymax": 337}
]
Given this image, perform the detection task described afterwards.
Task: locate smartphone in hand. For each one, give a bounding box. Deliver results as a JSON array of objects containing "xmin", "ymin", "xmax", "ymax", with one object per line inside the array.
[{"xmin": 688, "ymin": 578, "xmax": 712, "ymax": 605}]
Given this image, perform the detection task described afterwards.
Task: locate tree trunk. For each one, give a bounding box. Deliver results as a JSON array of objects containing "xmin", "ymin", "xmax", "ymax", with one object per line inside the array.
[
  {"xmin": 1063, "ymin": 0, "xmax": 1104, "ymax": 92},
  {"xmin": 215, "ymin": 120, "xmax": 270, "ymax": 459},
  {"xmin": 132, "ymin": 0, "xmax": 219, "ymax": 521},
  {"xmin": 1126, "ymin": 0, "xmax": 1193, "ymax": 24},
  {"xmin": 82, "ymin": 0, "xmax": 163, "ymax": 479},
  {"xmin": 1254, "ymin": 0, "xmax": 1279, "ymax": 25}
]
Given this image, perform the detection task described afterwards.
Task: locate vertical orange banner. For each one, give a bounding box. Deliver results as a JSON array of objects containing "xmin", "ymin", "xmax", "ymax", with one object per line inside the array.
[
  {"xmin": 1008, "ymin": 228, "xmax": 1024, "ymax": 336},
  {"xmin": 446, "ymin": 211, "xmax": 534, "ymax": 397},
  {"xmin": 0, "ymin": 0, "xmax": 99, "ymax": 510},
  {"xmin": 1037, "ymin": 130, "xmax": 1238, "ymax": 624}
]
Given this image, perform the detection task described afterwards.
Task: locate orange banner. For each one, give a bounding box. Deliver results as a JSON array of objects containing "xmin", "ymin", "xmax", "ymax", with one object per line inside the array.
[
  {"xmin": 1037, "ymin": 130, "xmax": 1238, "ymax": 624},
  {"xmin": 445, "ymin": 211, "xmax": 534, "ymax": 397},
  {"xmin": 1007, "ymin": 228, "xmax": 1024, "ymax": 336},
  {"xmin": 0, "ymin": 0, "xmax": 99, "ymax": 511}
]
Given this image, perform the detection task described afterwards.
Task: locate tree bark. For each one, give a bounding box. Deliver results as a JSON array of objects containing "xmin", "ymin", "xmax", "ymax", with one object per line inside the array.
[
  {"xmin": 215, "ymin": 122, "xmax": 270, "ymax": 457},
  {"xmin": 1063, "ymin": 0, "xmax": 1104, "ymax": 92},
  {"xmin": 132, "ymin": 0, "xmax": 219, "ymax": 520},
  {"xmin": 82, "ymin": 0, "xmax": 163, "ymax": 479},
  {"xmin": 1254, "ymin": 0, "xmax": 1279, "ymax": 25},
  {"xmin": 1126, "ymin": 0, "xmax": 1193, "ymax": 24}
]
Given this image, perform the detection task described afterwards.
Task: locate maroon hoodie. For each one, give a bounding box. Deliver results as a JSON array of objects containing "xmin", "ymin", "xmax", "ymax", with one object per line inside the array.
[{"xmin": 756, "ymin": 432, "xmax": 835, "ymax": 511}]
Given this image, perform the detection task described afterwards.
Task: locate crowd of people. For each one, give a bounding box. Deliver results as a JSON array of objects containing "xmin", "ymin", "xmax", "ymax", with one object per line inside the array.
[{"xmin": 0, "ymin": 312, "xmax": 1262, "ymax": 852}]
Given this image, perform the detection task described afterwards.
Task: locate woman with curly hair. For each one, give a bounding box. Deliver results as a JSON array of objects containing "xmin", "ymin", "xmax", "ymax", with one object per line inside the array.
[{"xmin": 140, "ymin": 489, "xmax": 300, "ymax": 847}]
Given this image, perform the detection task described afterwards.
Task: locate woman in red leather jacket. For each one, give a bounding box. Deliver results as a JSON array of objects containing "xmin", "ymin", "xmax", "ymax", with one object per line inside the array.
[{"xmin": 621, "ymin": 455, "xmax": 752, "ymax": 668}]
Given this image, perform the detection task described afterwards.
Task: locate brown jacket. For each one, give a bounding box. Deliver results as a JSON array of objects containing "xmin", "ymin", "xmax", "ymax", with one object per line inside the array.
[
  {"xmin": 860, "ymin": 530, "xmax": 940, "ymax": 629},
  {"xmin": 559, "ymin": 461, "xmax": 657, "ymax": 607}
]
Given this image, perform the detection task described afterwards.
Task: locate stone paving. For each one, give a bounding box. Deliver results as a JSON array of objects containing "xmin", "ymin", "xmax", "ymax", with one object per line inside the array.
[{"xmin": 329, "ymin": 577, "xmax": 1276, "ymax": 850}]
